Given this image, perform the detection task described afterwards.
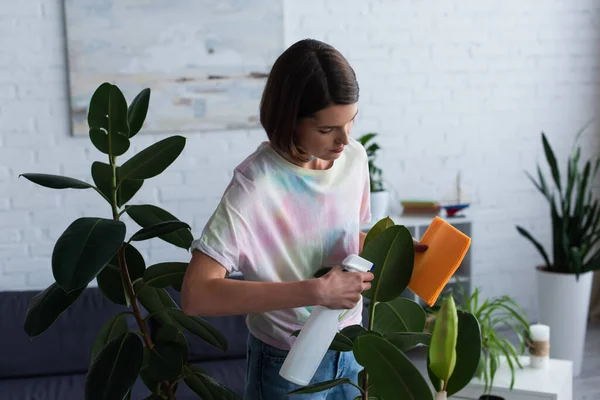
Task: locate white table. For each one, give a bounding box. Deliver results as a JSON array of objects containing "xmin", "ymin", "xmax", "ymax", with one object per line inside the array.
[{"xmin": 451, "ymin": 356, "xmax": 572, "ymax": 400}]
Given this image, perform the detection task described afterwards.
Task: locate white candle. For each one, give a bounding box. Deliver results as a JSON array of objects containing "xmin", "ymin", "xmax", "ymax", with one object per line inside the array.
[
  {"xmin": 529, "ymin": 323, "xmax": 550, "ymax": 369},
  {"xmin": 530, "ymin": 324, "xmax": 550, "ymax": 341}
]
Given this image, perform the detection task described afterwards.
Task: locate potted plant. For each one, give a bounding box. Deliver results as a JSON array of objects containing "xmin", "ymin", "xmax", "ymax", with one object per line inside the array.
[
  {"xmin": 19, "ymin": 82, "xmax": 238, "ymax": 399},
  {"xmin": 290, "ymin": 217, "xmax": 483, "ymax": 400},
  {"xmin": 516, "ymin": 127, "xmax": 600, "ymax": 377},
  {"xmin": 454, "ymin": 284, "xmax": 530, "ymax": 396},
  {"xmin": 358, "ymin": 132, "xmax": 389, "ymax": 221}
]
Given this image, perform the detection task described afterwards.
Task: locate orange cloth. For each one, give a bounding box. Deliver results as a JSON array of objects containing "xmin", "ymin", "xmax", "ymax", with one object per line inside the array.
[{"xmin": 408, "ymin": 216, "xmax": 471, "ymax": 306}]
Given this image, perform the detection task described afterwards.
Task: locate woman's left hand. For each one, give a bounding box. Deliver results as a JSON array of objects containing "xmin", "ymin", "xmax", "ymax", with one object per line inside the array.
[{"xmin": 413, "ymin": 238, "xmax": 428, "ymax": 253}]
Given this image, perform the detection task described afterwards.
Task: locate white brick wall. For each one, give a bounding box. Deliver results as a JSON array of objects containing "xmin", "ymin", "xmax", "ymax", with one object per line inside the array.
[{"xmin": 2, "ymin": 0, "xmax": 600, "ymax": 321}]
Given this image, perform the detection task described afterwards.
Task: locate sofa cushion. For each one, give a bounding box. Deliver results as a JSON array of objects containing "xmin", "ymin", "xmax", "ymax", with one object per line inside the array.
[
  {"xmin": 0, "ymin": 374, "xmax": 150, "ymax": 400},
  {"xmin": 0, "ymin": 287, "xmax": 137, "ymax": 378}
]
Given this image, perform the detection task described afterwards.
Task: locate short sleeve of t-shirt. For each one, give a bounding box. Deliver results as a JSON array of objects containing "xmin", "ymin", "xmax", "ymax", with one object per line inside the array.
[{"xmin": 190, "ymin": 176, "xmax": 249, "ymax": 274}]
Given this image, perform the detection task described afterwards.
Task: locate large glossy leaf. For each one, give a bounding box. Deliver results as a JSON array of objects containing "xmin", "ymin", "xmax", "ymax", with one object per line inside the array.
[
  {"xmin": 373, "ymin": 297, "xmax": 426, "ymax": 334},
  {"xmin": 364, "ymin": 217, "xmax": 395, "ymax": 248},
  {"xmin": 428, "ymin": 310, "xmax": 481, "ymax": 396},
  {"xmin": 130, "ymin": 221, "xmax": 191, "ymax": 242},
  {"xmin": 24, "ymin": 282, "xmax": 86, "ymax": 337},
  {"xmin": 91, "ymin": 162, "xmax": 143, "ymax": 208},
  {"xmin": 287, "ymin": 378, "xmax": 357, "ymax": 396},
  {"xmin": 126, "ymin": 204, "xmax": 193, "ymax": 249},
  {"xmin": 97, "ymin": 244, "xmax": 145, "ymax": 306},
  {"xmin": 136, "ymin": 284, "xmax": 179, "ymax": 326},
  {"xmin": 144, "ymin": 262, "xmax": 188, "ymax": 291},
  {"xmin": 119, "ymin": 135, "xmax": 186, "ymax": 181},
  {"xmin": 148, "ymin": 324, "xmax": 188, "ymax": 381},
  {"xmin": 353, "ymin": 333, "xmax": 433, "ymax": 400},
  {"xmin": 19, "ymin": 173, "xmax": 93, "ymax": 189},
  {"xmin": 52, "ymin": 217, "xmax": 126, "ymax": 292},
  {"xmin": 384, "ymin": 332, "xmax": 431, "ymax": 352},
  {"xmin": 88, "ymin": 83, "xmax": 130, "ymax": 156},
  {"xmin": 127, "ymin": 88, "xmax": 150, "ymax": 138},
  {"xmin": 183, "ymin": 366, "xmax": 241, "ymax": 400},
  {"xmin": 167, "ymin": 309, "xmax": 228, "ymax": 352},
  {"xmin": 428, "ymin": 295, "xmax": 458, "ymax": 383},
  {"xmin": 291, "ymin": 329, "xmax": 353, "ymax": 352},
  {"xmin": 85, "ymin": 332, "xmax": 143, "ymax": 400},
  {"xmin": 90, "ymin": 313, "xmax": 129, "ymax": 365},
  {"xmin": 361, "ymin": 225, "xmax": 415, "ymax": 302}
]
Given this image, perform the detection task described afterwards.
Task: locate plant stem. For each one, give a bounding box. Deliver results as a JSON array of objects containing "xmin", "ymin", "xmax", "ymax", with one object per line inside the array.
[
  {"xmin": 110, "ymin": 155, "xmax": 173, "ymax": 399},
  {"xmin": 362, "ymin": 299, "xmax": 377, "ymax": 400}
]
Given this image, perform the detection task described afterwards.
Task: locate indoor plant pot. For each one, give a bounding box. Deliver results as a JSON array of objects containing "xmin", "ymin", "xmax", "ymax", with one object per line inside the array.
[
  {"xmin": 370, "ymin": 190, "xmax": 390, "ymax": 221},
  {"xmin": 358, "ymin": 132, "xmax": 389, "ymax": 220},
  {"xmin": 516, "ymin": 127, "xmax": 600, "ymax": 377},
  {"xmin": 536, "ymin": 265, "xmax": 593, "ymax": 376}
]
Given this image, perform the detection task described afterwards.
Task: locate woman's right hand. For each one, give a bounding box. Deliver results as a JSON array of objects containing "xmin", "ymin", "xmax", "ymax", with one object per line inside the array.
[{"xmin": 316, "ymin": 266, "xmax": 374, "ymax": 309}]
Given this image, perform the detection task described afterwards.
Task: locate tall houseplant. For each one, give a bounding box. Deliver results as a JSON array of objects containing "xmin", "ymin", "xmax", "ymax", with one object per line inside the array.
[
  {"xmin": 291, "ymin": 217, "xmax": 483, "ymax": 400},
  {"xmin": 20, "ymin": 82, "xmax": 239, "ymax": 399},
  {"xmin": 359, "ymin": 133, "xmax": 389, "ymax": 221},
  {"xmin": 516, "ymin": 128, "xmax": 600, "ymax": 376}
]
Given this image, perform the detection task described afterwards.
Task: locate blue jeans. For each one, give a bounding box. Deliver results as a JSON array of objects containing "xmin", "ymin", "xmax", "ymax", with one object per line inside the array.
[{"xmin": 244, "ymin": 334, "xmax": 362, "ymax": 399}]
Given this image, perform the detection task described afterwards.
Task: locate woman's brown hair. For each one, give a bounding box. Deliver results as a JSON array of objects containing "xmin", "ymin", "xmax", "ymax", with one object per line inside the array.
[{"xmin": 260, "ymin": 39, "xmax": 359, "ymax": 162}]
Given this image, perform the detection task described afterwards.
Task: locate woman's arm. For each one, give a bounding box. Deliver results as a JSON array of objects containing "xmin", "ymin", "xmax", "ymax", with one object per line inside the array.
[{"xmin": 181, "ymin": 250, "xmax": 373, "ymax": 317}]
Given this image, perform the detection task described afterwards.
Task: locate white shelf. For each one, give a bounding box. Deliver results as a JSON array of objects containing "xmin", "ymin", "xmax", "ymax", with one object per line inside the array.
[{"xmin": 361, "ymin": 214, "xmax": 473, "ymax": 308}]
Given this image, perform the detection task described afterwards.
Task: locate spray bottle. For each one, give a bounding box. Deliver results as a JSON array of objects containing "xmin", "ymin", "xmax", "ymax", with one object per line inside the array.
[{"xmin": 279, "ymin": 254, "xmax": 374, "ymax": 386}]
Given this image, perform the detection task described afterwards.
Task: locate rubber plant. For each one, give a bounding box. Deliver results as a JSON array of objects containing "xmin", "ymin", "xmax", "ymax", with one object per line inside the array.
[
  {"xmin": 20, "ymin": 82, "xmax": 240, "ymax": 399},
  {"xmin": 291, "ymin": 217, "xmax": 483, "ymax": 400}
]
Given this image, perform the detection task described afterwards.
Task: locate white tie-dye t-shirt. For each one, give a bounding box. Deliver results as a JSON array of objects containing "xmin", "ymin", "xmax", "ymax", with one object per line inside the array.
[{"xmin": 191, "ymin": 137, "xmax": 371, "ymax": 350}]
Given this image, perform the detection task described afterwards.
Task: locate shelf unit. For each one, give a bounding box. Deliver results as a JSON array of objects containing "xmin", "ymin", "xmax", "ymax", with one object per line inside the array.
[{"xmin": 360, "ymin": 214, "xmax": 473, "ymax": 309}]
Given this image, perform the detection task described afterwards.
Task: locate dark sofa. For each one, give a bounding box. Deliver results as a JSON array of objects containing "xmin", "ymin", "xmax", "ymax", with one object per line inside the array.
[
  {"xmin": 0, "ymin": 282, "xmax": 248, "ymax": 399},
  {"xmin": 1, "ymin": 276, "xmax": 370, "ymax": 400}
]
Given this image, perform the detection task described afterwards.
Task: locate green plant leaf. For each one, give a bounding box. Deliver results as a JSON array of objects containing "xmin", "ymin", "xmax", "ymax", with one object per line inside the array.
[
  {"xmin": 52, "ymin": 217, "xmax": 126, "ymax": 292},
  {"xmin": 130, "ymin": 220, "xmax": 191, "ymax": 242},
  {"xmin": 148, "ymin": 324, "xmax": 188, "ymax": 381},
  {"xmin": 127, "ymin": 88, "xmax": 150, "ymax": 138},
  {"xmin": 87, "ymin": 83, "xmax": 130, "ymax": 156},
  {"xmin": 353, "ymin": 332, "xmax": 433, "ymax": 400},
  {"xmin": 541, "ymin": 132, "xmax": 561, "ymax": 192},
  {"xmin": 119, "ymin": 135, "xmax": 186, "ymax": 181},
  {"xmin": 125, "ymin": 204, "xmax": 193, "ymax": 249},
  {"xmin": 287, "ymin": 378, "xmax": 358, "ymax": 395},
  {"xmin": 136, "ymin": 284, "xmax": 179, "ymax": 326},
  {"xmin": 515, "ymin": 225, "xmax": 551, "ymax": 268},
  {"xmin": 428, "ymin": 295, "xmax": 458, "ymax": 384},
  {"xmin": 340, "ymin": 324, "xmax": 368, "ymax": 342},
  {"xmin": 183, "ymin": 366, "xmax": 241, "ymax": 400},
  {"xmin": 291, "ymin": 329, "xmax": 353, "ymax": 352},
  {"xmin": 90, "ymin": 313, "xmax": 129, "ymax": 365},
  {"xmin": 85, "ymin": 332, "xmax": 143, "ymax": 400},
  {"xmin": 443, "ymin": 311, "xmax": 482, "ymax": 396},
  {"xmin": 167, "ymin": 309, "xmax": 228, "ymax": 352},
  {"xmin": 91, "ymin": 162, "xmax": 143, "ymax": 208},
  {"xmin": 144, "ymin": 262, "xmax": 188, "ymax": 292},
  {"xmin": 360, "ymin": 225, "xmax": 414, "ymax": 302},
  {"xmin": 97, "ymin": 245, "xmax": 145, "ymax": 306},
  {"xmin": 364, "ymin": 217, "xmax": 395, "ymax": 248},
  {"xmin": 23, "ymin": 282, "xmax": 86, "ymax": 337},
  {"xmin": 373, "ymin": 297, "xmax": 426, "ymax": 334},
  {"xmin": 19, "ymin": 173, "xmax": 93, "ymax": 190},
  {"xmin": 384, "ymin": 332, "xmax": 431, "ymax": 352},
  {"xmin": 313, "ymin": 267, "xmax": 332, "ymax": 278}
]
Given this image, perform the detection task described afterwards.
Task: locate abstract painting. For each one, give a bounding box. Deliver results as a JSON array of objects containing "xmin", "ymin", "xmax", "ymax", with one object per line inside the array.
[{"xmin": 63, "ymin": 0, "xmax": 284, "ymax": 136}]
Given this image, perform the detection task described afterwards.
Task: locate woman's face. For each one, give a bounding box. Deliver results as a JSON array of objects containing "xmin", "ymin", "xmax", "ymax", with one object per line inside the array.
[{"xmin": 295, "ymin": 103, "xmax": 359, "ymax": 163}]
